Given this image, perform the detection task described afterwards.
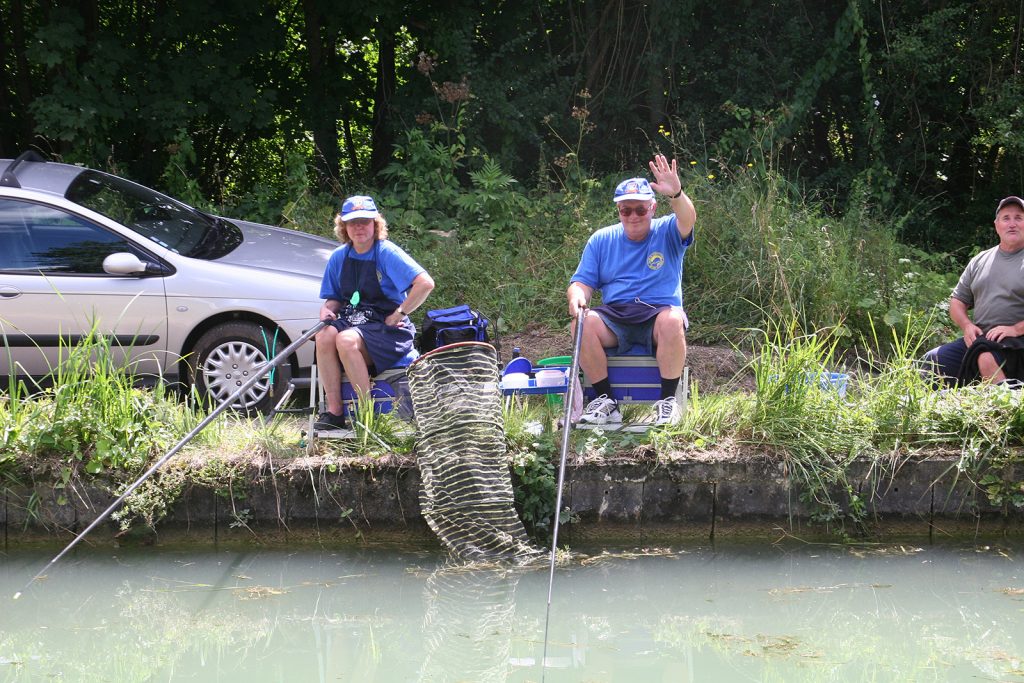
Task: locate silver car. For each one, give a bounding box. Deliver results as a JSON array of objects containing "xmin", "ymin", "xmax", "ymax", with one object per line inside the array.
[{"xmin": 0, "ymin": 152, "xmax": 335, "ymax": 413}]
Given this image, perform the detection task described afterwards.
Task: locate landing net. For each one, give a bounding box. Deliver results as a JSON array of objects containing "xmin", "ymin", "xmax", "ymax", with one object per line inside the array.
[{"xmin": 407, "ymin": 342, "xmax": 543, "ymax": 561}]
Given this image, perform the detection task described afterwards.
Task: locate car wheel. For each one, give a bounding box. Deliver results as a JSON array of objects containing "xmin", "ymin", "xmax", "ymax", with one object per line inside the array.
[{"xmin": 190, "ymin": 321, "xmax": 290, "ymax": 414}]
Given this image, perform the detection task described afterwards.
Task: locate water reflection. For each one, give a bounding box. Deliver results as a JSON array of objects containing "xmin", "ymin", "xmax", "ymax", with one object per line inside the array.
[
  {"xmin": 418, "ymin": 563, "xmax": 523, "ymax": 682},
  {"xmin": 0, "ymin": 543, "xmax": 1023, "ymax": 681}
]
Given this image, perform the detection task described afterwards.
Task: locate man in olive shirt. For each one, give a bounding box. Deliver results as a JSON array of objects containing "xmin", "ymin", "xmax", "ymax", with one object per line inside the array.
[{"xmin": 924, "ymin": 195, "xmax": 1024, "ymax": 385}]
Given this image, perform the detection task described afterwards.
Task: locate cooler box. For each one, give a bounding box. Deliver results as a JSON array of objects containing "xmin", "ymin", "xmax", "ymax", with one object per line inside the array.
[
  {"xmin": 339, "ymin": 367, "xmax": 414, "ymax": 418},
  {"xmin": 582, "ymin": 356, "xmax": 663, "ymax": 403}
]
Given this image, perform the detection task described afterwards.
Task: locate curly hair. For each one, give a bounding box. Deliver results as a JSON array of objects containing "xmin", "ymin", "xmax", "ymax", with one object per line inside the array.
[{"xmin": 334, "ymin": 214, "xmax": 389, "ymax": 244}]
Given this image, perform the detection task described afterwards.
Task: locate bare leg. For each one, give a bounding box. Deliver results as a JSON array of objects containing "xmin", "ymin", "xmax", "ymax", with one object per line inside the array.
[
  {"xmin": 315, "ymin": 326, "xmax": 374, "ymax": 414},
  {"xmin": 977, "ymin": 351, "xmax": 1007, "ymax": 383},
  {"xmin": 576, "ymin": 310, "xmax": 618, "ymax": 384},
  {"xmin": 335, "ymin": 330, "xmax": 373, "ymax": 402},
  {"xmin": 652, "ymin": 307, "xmax": 687, "ymax": 379},
  {"xmin": 315, "ymin": 326, "xmax": 345, "ymax": 414}
]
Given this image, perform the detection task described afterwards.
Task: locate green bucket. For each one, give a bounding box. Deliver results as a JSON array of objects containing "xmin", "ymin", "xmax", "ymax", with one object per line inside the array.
[
  {"xmin": 537, "ymin": 356, "xmax": 572, "ymax": 367},
  {"xmin": 537, "ymin": 356, "xmax": 572, "ymax": 405}
]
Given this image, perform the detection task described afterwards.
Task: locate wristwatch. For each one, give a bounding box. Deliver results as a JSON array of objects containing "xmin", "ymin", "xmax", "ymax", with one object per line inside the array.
[
  {"xmin": 668, "ymin": 187, "xmax": 684, "ymax": 200},
  {"xmin": 397, "ymin": 306, "xmax": 406, "ymax": 315}
]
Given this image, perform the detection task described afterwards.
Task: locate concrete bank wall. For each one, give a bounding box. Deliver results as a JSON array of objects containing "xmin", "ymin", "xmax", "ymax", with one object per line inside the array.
[{"xmin": 2, "ymin": 455, "xmax": 1020, "ymax": 546}]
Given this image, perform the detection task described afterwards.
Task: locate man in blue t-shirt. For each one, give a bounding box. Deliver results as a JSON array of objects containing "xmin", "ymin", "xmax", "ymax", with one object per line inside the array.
[{"xmin": 566, "ymin": 154, "xmax": 697, "ymax": 426}]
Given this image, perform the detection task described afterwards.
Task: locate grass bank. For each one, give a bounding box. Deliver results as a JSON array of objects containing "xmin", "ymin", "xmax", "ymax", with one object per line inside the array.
[
  {"xmin": 3, "ymin": 312, "xmax": 1022, "ymax": 543},
  {"xmin": 0, "ymin": 166, "xmax": 1007, "ymax": 542}
]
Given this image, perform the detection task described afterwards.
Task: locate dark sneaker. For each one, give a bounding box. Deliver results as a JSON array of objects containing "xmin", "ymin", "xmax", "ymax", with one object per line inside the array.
[
  {"xmin": 313, "ymin": 411, "xmax": 347, "ymax": 431},
  {"xmin": 578, "ymin": 394, "xmax": 622, "ymax": 425}
]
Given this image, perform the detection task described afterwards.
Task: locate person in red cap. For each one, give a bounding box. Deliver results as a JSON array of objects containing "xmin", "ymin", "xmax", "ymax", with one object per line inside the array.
[
  {"xmin": 566, "ymin": 154, "xmax": 697, "ymax": 426},
  {"xmin": 314, "ymin": 195, "xmax": 434, "ymax": 431},
  {"xmin": 924, "ymin": 195, "xmax": 1024, "ymax": 387}
]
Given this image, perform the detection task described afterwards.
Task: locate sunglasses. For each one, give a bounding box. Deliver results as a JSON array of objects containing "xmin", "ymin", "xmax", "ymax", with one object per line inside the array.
[{"xmin": 617, "ymin": 205, "xmax": 650, "ymax": 218}]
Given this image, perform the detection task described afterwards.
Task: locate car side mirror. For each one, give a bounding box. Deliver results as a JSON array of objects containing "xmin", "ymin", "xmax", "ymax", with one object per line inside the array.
[{"xmin": 103, "ymin": 252, "xmax": 168, "ymax": 276}]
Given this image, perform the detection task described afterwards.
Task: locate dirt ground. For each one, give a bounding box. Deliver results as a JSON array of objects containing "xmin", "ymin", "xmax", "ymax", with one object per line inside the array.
[{"xmin": 495, "ymin": 323, "xmax": 755, "ymax": 393}]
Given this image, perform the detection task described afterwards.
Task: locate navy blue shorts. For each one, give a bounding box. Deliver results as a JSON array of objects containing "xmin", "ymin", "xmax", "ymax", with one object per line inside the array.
[
  {"xmin": 923, "ymin": 337, "xmax": 1006, "ymax": 387},
  {"xmin": 329, "ymin": 318, "xmax": 415, "ymax": 373}
]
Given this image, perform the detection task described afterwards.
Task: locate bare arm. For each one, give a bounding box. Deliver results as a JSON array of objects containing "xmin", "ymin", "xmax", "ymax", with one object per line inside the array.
[
  {"xmin": 385, "ymin": 272, "xmax": 435, "ymax": 327},
  {"xmin": 648, "ymin": 154, "xmax": 696, "ymax": 239},
  {"xmin": 567, "ymin": 281, "xmax": 594, "ymax": 318},
  {"xmin": 986, "ymin": 320, "xmax": 1024, "ymax": 342},
  {"xmin": 949, "ymin": 297, "xmax": 982, "ymax": 346},
  {"xmin": 320, "ymin": 299, "xmax": 342, "ymax": 322}
]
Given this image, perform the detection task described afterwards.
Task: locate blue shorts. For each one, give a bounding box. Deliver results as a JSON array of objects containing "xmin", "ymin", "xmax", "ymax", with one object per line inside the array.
[
  {"xmin": 329, "ymin": 318, "xmax": 416, "ymax": 373},
  {"xmin": 923, "ymin": 337, "xmax": 1006, "ymax": 387},
  {"xmin": 595, "ymin": 312, "xmax": 658, "ymax": 355}
]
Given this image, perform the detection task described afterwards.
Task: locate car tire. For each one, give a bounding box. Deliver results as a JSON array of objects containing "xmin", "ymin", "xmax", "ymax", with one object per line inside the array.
[{"xmin": 190, "ymin": 321, "xmax": 290, "ymax": 415}]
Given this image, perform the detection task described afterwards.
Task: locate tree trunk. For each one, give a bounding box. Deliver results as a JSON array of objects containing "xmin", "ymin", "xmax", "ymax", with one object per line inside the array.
[
  {"xmin": 369, "ymin": 24, "xmax": 396, "ymax": 178},
  {"xmin": 301, "ymin": 0, "xmax": 342, "ymax": 188}
]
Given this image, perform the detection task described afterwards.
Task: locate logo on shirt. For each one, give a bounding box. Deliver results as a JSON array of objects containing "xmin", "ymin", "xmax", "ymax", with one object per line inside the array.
[{"xmin": 647, "ymin": 252, "xmax": 665, "ymax": 270}]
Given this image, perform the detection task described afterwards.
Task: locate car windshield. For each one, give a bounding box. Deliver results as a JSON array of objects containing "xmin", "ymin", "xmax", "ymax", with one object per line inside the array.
[{"xmin": 65, "ymin": 170, "xmax": 241, "ymax": 259}]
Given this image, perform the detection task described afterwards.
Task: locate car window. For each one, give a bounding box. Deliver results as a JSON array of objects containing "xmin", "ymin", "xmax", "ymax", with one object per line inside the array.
[
  {"xmin": 65, "ymin": 170, "xmax": 242, "ymax": 259},
  {"xmin": 0, "ymin": 198, "xmax": 136, "ymax": 274}
]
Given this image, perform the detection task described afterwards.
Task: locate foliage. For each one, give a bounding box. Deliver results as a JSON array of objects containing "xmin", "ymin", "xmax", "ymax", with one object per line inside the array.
[
  {"xmin": 8, "ymin": 328, "xmax": 191, "ymax": 477},
  {"xmin": 5, "ymin": 0, "xmax": 1024, "ymax": 259}
]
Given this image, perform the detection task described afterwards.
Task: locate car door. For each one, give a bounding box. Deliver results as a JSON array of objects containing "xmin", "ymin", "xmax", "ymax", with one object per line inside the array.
[{"xmin": 0, "ymin": 197, "xmax": 169, "ymax": 381}]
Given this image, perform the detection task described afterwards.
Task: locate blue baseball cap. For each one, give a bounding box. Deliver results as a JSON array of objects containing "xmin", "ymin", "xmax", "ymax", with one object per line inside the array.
[
  {"xmin": 340, "ymin": 195, "xmax": 380, "ymax": 221},
  {"xmin": 613, "ymin": 177, "xmax": 655, "ymax": 202}
]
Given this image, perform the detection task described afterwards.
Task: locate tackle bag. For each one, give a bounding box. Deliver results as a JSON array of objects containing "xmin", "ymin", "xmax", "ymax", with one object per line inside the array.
[{"xmin": 417, "ymin": 304, "xmax": 489, "ymax": 352}]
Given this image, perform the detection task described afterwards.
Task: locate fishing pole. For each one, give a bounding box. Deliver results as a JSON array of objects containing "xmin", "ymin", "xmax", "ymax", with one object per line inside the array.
[
  {"xmin": 13, "ymin": 320, "xmax": 327, "ymax": 600},
  {"xmin": 540, "ymin": 308, "xmax": 585, "ymax": 678}
]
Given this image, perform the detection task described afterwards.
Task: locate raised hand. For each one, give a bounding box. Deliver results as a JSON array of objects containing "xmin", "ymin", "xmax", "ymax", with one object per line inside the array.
[{"xmin": 648, "ymin": 154, "xmax": 681, "ymax": 198}]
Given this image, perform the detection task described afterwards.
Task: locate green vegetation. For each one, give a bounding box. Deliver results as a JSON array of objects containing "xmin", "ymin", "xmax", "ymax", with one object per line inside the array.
[
  {"xmin": 3, "ymin": 299, "xmax": 1024, "ymax": 542},
  {"xmin": 4, "ymin": 2, "xmax": 1024, "ymax": 254},
  {"xmin": 5, "ymin": 0, "xmax": 1024, "ymax": 541}
]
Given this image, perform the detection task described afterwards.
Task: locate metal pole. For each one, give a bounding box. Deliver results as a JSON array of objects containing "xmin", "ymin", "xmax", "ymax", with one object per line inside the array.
[
  {"xmin": 540, "ymin": 309, "xmax": 585, "ymax": 677},
  {"xmin": 13, "ymin": 321, "xmax": 327, "ymax": 600}
]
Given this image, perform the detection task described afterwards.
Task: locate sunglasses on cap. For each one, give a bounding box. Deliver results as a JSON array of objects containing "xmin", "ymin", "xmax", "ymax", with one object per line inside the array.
[{"xmin": 617, "ymin": 205, "xmax": 650, "ymax": 218}]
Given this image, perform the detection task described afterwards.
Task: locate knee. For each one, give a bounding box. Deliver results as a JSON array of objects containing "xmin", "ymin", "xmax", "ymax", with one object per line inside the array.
[
  {"xmin": 334, "ymin": 331, "xmax": 362, "ymax": 358},
  {"xmin": 315, "ymin": 326, "xmax": 337, "ymax": 351},
  {"xmin": 654, "ymin": 309, "xmax": 687, "ymax": 341},
  {"xmin": 978, "ymin": 352, "xmax": 1000, "ymax": 376},
  {"xmin": 577, "ymin": 310, "xmax": 608, "ymax": 341}
]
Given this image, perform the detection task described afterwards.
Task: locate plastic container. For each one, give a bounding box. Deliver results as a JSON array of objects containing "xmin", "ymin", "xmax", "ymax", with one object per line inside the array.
[
  {"xmin": 535, "ymin": 368, "xmax": 567, "ymax": 387},
  {"xmin": 501, "ymin": 372, "xmax": 530, "ymax": 389},
  {"xmin": 819, "ymin": 372, "xmax": 849, "ymax": 398},
  {"xmin": 538, "ymin": 356, "xmax": 574, "ymax": 405}
]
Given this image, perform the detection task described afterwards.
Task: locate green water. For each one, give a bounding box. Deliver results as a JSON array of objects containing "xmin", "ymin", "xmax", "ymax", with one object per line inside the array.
[{"xmin": 1, "ymin": 541, "xmax": 1023, "ymax": 681}]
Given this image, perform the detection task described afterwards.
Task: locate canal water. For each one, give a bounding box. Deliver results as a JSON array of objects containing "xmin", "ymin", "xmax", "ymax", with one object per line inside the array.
[{"xmin": 1, "ymin": 540, "xmax": 1022, "ymax": 681}]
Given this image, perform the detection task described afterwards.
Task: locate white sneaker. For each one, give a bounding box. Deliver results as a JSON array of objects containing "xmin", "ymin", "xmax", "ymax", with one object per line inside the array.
[
  {"xmin": 578, "ymin": 395, "xmax": 622, "ymax": 425},
  {"xmin": 651, "ymin": 396, "xmax": 681, "ymax": 426}
]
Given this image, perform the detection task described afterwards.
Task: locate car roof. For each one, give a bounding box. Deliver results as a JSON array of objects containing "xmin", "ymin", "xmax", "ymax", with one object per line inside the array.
[{"xmin": 0, "ymin": 155, "xmax": 87, "ymax": 197}]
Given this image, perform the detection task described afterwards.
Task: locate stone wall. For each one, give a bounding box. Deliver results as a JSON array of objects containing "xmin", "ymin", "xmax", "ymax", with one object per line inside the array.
[{"xmin": 2, "ymin": 455, "xmax": 1020, "ymax": 547}]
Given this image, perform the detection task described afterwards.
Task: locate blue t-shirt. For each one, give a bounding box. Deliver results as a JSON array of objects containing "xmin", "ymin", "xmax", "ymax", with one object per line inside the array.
[
  {"xmin": 319, "ymin": 240, "xmax": 426, "ymax": 306},
  {"xmin": 570, "ymin": 214, "xmax": 693, "ymax": 306}
]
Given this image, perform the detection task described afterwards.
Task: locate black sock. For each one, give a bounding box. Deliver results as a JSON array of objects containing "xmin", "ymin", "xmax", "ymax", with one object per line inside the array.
[
  {"xmin": 661, "ymin": 376, "xmax": 680, "ymax": 400},
  {"xmin": 592, "ymin": 378, "xmax": 614, "ymax": 401}
]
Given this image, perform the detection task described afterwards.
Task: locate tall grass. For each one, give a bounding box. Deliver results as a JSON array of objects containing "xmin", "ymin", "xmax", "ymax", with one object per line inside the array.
[
  {"xmin": 287, "ymin": 170, "xmax": 954, "ymax": 354},
  {"xmin": 3, "ymin": 327, "xmax": 199, "ymax": 475}
]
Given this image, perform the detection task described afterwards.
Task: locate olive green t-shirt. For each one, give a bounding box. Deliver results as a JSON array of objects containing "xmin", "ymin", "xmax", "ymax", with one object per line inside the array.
[{"xmin": 951, "ymin": 245, "xmax": 1024, "ymax": 330}]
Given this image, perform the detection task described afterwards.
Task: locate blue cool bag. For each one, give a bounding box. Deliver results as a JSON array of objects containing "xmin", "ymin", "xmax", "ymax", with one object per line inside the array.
[{"xmin": 418, "ymin": 304, "xmax": 489, "ymax": 352}]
